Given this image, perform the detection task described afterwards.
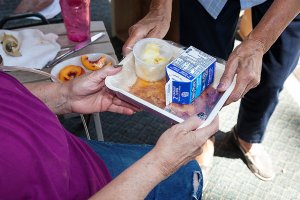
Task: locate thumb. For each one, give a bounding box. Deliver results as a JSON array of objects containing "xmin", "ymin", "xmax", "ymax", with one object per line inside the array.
[
  {"xmin": 90, "ymin": 65, "xmax": 123, "ymax": 81},
  {"xmin": 122, "ymin": 34, "xmax": 141, "ymax": 56},
  {"xmin": 122, "ymin": 26, "xmax": 149, "ymax": 56},
  {"xmin": 195, "ymin": 116, "xmax": 219, "ymax": 142}
]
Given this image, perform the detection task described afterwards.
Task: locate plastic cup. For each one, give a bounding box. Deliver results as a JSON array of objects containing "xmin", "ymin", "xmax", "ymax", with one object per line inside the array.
[
  {"xmin": 60, "ymin": 0, "xmax": 91, "ymax": 42},
  {"xmin": 133, "ymin": 38, "xmax": 173, "ymax": 82}
]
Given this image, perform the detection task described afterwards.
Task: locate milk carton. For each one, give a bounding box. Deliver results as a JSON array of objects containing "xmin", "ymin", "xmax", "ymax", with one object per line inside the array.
[{"xmin": 165, "ymin": 46, "xmax": 216, "ymax": 105}]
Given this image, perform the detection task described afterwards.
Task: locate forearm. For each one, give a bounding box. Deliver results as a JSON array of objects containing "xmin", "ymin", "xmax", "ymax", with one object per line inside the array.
[
  {"xmin": 91, "ymin": 116, "xmax": 219, "ymax": 199},
  {"xmin": 248, "ymin": 0, "xmax": 300, "ymax": 53},
  {"xmin": 24, "ymin": 82, "xmax": 70, "ymax": 114},
  {"xmin": 90, "ymin": 149, "xmax": 168, "ymax": 200}
]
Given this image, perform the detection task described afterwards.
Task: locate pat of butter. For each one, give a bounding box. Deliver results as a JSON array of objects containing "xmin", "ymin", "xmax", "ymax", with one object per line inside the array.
[{"xmin": 165, "ymin": 46, "xmax": 216, "ymax": 105}]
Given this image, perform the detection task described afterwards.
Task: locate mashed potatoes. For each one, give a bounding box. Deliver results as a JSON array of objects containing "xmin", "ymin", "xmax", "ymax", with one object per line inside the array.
[
  {"xmin": 141, "ymin": 43, "xmax": 167, "ymax": 65},
  {"xmin": 133, "ymin": 38, "xmax": 172, "ymax": 82}
]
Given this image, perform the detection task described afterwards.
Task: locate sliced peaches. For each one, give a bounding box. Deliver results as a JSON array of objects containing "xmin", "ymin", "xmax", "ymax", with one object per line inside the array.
[
  {"xmin": 58, "ymin": 65, "xmax": 85, "ymax": 82},
  {"xmin": 81, "ymin": 55, "xmax": 108, "ymax": 71}
]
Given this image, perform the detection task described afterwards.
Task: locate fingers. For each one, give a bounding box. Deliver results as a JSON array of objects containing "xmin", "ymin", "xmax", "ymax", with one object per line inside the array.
[
  {"xmin": 122, "ymin": 16, "xmax": 169, "ymax": 56},
  {"xmin": 122, "ymin": 24, "xmax": 150, "ymax": 56},
  {"xmin": 99, "ymin": 65, "xmax": 123, "ymax": 77},
  {"xmin": 112, "ymin": 96, "xmax": 140, "ymax": 112},
  {"xmin": 176, "ymin": 115, "xmax": 204, "ymax": 133},
  {"xmin": 194, "ymin": 116, "xmax": 219, "ymax": 142},
  {"xmin": 106, "ymin": 94, "xmax": 139, "ymax": 115},
  {"xmin": 87, "ymin": 65, "xmax": 123, "ymax": 82},
  {"xmin": 225, "ymin": 58, "xmax": 261, "ymax": 104},
  {"xmin": 227, "ymin": 77, "xmax": 248, "ymax": 104},
  {"xmin": 122, "ymin": 36, "xmax": 139, "ymax": 56},
  {"xmin": 217, "ymin": 55, "xmax": 238, "ymax": 92},
  {"xmin": 71, "ymin": 66, "xmax": 122, "ymax": 96},
  {"xmin": 107, "ymin": 104, "xmax": 136, "ymax": 115}
]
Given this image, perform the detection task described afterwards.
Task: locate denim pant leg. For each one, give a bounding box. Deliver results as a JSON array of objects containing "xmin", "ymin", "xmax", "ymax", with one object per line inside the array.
[
  {"xmin": 85, "ymin": 140, "xmax": 203, "ymax": 200},
  {"xmin": 237, "ymin": 1, "xmax": 300, "ymax": 143}
]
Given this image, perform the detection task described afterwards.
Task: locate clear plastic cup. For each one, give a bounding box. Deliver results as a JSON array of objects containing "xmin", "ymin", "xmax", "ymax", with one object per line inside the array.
[
  {"xmin": 133, "ymin": 38, "xmax": 173, "ymax": 82},
  {"xmin": 60, "ymin": 0, "xmax": 91, "ymax": 42}
]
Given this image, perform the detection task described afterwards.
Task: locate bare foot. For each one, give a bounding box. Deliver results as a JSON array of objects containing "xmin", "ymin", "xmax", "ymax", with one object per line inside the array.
[
  {"xmin": 195, "ymin": 136, "xmax": 215, "ymax": 168},
  {"xmin": 238, "ymin": 138, "xmax": 251, "ymax": 151}
]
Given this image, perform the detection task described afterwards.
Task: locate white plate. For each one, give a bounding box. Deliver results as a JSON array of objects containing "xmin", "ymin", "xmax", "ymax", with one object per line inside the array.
[{"xmin": 51, "ymin": 53, "xmax": 117, "ymax": 82}]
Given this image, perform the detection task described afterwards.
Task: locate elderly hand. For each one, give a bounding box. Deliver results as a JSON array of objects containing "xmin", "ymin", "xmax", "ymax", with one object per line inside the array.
[
  {"xmin": 65, "ymin": 66, "xmax": 139, "ymax": 115},
  {"xmin": 152, "ymin": 116, "xmax": 219, "ymax": 177},
  {"xmin": 122, "ymin": 8, "xmax": 171, "ymax": 56},
  {"xmin": 217, "ymin": 38, "xmax": 265, "ymax": 104}
]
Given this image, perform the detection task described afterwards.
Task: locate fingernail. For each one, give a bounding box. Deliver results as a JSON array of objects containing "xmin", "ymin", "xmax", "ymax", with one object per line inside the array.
[
  {"xmin": 126, "ymin": 46, "xmax": 133, "ymax": 50},
  {"xmin": 113, "ymin": 64, "xmax": 123, "ymax": 68},
  {"xmin": 217, "ymin": 82, "xmax": 224, "ymax": 89},
  {"xmin": 197, "ymin": 112, "xmax": 207, "ymax": 120}
]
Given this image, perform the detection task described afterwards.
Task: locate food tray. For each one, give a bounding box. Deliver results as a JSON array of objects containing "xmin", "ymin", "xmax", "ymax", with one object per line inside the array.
[{"xmin": 105, "ymin": 46, "xmax": 235, "ymax": 128}]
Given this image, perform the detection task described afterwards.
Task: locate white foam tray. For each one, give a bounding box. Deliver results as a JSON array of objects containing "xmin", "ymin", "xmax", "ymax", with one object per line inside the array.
[{"xmin": 105, "ymin": 47, "xmax": 236, "ymax": 128}]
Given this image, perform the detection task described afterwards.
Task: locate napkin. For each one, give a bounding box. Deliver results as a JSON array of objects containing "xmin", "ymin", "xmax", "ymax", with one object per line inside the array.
[
  {"xmin": 0, "ymin": 29, "xmax": 60, "ymax": 69},
  {"xmin": 39, "ymin": 0, "xmax": 61, "ymax": 19},
  {"xmin": 28, "ymin": 0, "xmax": 61, "ymax": 20}
]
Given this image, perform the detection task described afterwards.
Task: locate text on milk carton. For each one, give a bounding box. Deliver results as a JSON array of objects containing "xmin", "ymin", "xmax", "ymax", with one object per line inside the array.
[{"xmin": 165, "ymin": 46, "xmax": 216, "ymax": 105}]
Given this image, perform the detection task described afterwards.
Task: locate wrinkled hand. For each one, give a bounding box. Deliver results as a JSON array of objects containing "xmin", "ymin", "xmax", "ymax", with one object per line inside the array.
[
  {"xmin": 122, "ymin": 9, "xmax": 171, "ymax": 56},
  {"xmin": 217, "ymin": 39, "xmax": 265, "ymax": 105},
  {"xmin": 152, "ymin": 116, "xmax": 219, "ymax": 176},
  {"xmin": 65, "ymin": 66, "xmax": 139, "ymax": 115}
]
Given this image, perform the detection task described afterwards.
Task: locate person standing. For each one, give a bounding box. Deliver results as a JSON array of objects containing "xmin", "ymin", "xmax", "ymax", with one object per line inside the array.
[{"xmin": 123, "ymin": 0, "xmax": 300, "ymax": 181}]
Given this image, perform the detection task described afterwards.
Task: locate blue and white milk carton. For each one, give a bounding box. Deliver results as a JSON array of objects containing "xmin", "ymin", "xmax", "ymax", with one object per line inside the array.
[{"xmin": 165, "ymin": 46, "xmax": 216, "ymax": 105}]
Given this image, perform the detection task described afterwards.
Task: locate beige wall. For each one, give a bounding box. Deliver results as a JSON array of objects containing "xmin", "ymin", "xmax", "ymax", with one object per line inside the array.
[
  {"xmin": 111, "ymin": 1, "xmax": 252, "ymax": 43},
  {"xmin": 111, "ymin": 0, "xmax": 179, "ymax": 43}
]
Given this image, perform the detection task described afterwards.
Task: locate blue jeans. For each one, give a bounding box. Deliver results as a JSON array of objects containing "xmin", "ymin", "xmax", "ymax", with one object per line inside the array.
[{"xmin": 85, "ymin": 140, "xmax": 203, "ymax": 200}]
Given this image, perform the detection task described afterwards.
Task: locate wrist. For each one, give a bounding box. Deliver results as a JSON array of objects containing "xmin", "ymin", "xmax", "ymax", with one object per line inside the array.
[
  {"xmin": 245, "ymin": 34, "xmax": 266, "ymax": 54},
  {"xmin": 55, "ymin": 82, "xmax": 71, "ymax": 114},
  {"xmin": 149, "ymin": 0, "xmax": 172, "ymax": 22},
  {"xmin": 150, "ymin": 147, "xmax": 178, "ymax": 178}
]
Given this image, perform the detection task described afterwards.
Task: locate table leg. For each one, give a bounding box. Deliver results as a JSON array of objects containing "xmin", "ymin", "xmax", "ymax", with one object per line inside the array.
[{"xmin": 92, "ymin": 113, "xmax": 104, "ymax": 141}]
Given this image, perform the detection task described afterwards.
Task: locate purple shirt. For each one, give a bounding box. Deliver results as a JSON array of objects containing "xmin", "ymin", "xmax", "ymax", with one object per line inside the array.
[{"xmin": 0, "ymin": 71, "xmax": 111, "ymax": 199}]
